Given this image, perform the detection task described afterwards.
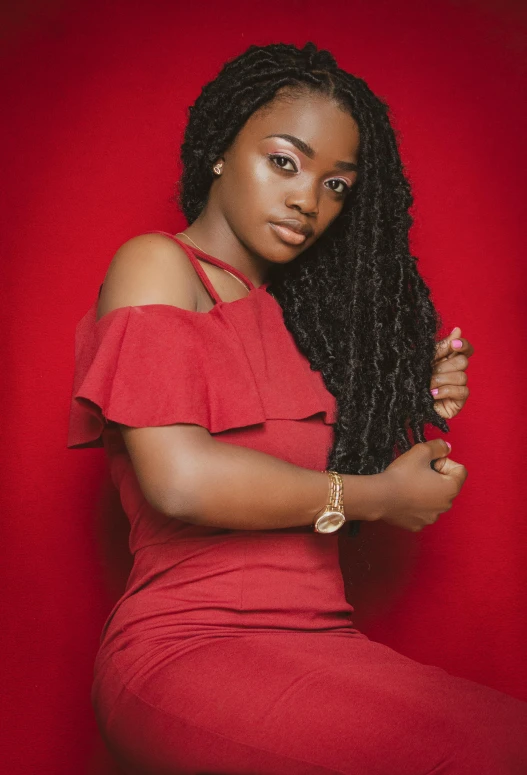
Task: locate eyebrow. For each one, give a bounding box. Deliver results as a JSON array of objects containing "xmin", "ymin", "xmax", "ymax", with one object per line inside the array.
[{"xmin": 263, "ymin": 133, "xmax": 358, "ymax": 172}]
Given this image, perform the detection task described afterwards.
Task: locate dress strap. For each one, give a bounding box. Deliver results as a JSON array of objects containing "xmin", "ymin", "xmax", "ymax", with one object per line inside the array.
[
  {"xmin": 151, "ymin": 230, "xmax": 224, "ymax": 304},
  {"xmin": 150, "ymin": 230, "xmax": 257, "ymax": 304}
]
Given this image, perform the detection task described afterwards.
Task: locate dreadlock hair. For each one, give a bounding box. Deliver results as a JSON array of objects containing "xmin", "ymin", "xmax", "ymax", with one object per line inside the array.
[{"xmin": 175, "ymin": 41, "xmax": 449, "ymax": 537}]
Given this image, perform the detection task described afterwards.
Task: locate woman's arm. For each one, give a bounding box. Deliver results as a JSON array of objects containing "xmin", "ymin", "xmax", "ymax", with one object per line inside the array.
[
  {"xmin": 120, "ymin": 422, "xmax": 386, "ymax": 530},
  {"xmin": 99, "ymin": 235, "xmax": 460, "ymax": 533},
  {"xmin": 97, "ymin": 235, "xmax": 386, "ymax": 531}
]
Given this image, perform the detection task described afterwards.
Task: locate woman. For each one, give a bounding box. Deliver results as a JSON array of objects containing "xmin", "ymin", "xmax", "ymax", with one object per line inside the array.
[{"xmin": 67, "ymin": 42, "xmax": 527, "ymax": 774}]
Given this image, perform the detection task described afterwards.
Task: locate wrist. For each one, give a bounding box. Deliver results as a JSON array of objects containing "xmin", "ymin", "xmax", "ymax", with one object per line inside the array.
[
  {"xmin": 312, "ymin": 470, "xmax": 346, "ymax": 533},
  {"xmin": 342, "ymin": 472, "xmax": 388, "ymax": 523}
]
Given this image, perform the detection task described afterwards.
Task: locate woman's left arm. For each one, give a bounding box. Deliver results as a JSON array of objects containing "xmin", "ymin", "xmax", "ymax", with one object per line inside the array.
[{"xmin": 430, "ymin": 326, "xmax": 475, "ymax": 420}]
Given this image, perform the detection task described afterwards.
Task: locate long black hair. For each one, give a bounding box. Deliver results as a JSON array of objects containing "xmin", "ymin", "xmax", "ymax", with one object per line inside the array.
[{"xmin": 175, "ymin": 41, "xmax": 449, "ymax": 536}]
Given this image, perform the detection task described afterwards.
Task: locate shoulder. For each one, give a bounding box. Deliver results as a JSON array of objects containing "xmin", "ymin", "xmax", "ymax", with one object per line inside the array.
[{"xmin": 96, "ymin": 233, "xmax": 199, "ymax": 321}]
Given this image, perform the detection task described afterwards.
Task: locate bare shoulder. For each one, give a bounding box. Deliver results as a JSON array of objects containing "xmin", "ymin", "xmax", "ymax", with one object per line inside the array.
[{"xmin": 96, "ymin": 232, "xmax": 199, "ymax": 321}]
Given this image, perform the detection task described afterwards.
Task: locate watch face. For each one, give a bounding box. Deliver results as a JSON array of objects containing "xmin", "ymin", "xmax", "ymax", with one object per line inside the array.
[{"xmin": 315, "ymin": 511, "xmax": 346, "ymax": 533}]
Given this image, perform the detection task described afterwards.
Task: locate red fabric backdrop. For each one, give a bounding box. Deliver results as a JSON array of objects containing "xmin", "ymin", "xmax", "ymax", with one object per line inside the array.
[{"xmin": 1, "ymin": 1, "xmax": 526, "ymax": 772}]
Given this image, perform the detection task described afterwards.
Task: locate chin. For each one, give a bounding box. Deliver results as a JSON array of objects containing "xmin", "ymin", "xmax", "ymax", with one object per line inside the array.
[
  {"xmin": 266, "ymin": 234, "xmax": 312, "ymax": 262},
  {"xmin": 265, "ymin": 245, "xmax": 305, "ymax": 265}
]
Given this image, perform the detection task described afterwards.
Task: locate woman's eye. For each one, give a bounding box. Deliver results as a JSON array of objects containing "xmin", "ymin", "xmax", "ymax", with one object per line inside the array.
[
  {"xmin": 268, "ymin": 154, "xmax": 297, "ymax": 172},
  {"xmin": 267, "ymin": 155, "xmax": 351, "ymax": 195},
  {"xmin": 326, "ymin": 179, "xmax": 350, "ymax": 195}
]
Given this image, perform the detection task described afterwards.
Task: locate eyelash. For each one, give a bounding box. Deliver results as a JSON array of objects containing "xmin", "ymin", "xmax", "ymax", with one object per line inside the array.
[{"xmin": 267, "ymin": 153, "xmax": 351, "ymax": 196}]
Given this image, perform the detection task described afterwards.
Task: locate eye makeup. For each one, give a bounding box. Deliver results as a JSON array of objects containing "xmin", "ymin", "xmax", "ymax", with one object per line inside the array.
[
  {"xmin": 266, "ymin": 152, "xmax": 353, "ymax": 195},
  {"xmin": 263, "ymin": 132, "xmax": 358, "ymax": 174}
]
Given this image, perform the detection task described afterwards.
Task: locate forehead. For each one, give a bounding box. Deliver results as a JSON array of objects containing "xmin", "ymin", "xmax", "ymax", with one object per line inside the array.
[{"xmin": 235, "ymin": 89, "xmax": 360, "ymax": 159}]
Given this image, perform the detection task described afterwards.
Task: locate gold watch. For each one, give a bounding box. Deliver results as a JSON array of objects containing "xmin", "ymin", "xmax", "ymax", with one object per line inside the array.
[{"xmin": 313, "ymin": 470, "xmax": 346, "ymax": 533}]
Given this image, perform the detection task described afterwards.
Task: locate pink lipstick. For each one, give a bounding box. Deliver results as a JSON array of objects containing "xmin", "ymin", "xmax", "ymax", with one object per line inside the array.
[{"xmin": 269, "ymin": 223, "xmax": 307, "ymax": 246}]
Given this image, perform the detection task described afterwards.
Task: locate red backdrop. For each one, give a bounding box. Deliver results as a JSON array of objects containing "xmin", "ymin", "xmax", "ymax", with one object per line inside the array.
[{"xmin": 1, "ymin": 1, "xmax": 526, "ymax": 772}]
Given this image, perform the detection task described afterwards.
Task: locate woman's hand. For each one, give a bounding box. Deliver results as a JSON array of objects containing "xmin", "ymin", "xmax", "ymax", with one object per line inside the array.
[
  {"xmin": 430, "ymin": 326, "xmax": 474, "ymax": 420},
  {"xmin": 377, "ymin": 439, "xmax": 468, "ymax": 532}
]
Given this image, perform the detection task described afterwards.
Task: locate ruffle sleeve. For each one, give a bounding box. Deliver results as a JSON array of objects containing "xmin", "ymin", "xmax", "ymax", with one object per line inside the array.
[{"xmin": 67, "ymin": 296, "xmax": 337, "ymax": 449}]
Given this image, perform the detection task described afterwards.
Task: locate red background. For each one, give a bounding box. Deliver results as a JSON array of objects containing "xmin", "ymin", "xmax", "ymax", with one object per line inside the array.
[{"xmin": 1, "ymin": 1, "xmax": 526, "ymax": 772}]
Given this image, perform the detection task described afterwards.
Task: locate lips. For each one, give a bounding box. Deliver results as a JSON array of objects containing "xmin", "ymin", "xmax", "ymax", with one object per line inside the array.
[{"xmin": 269, "ymin": 219, "xmax": 313, "ymax": 246}]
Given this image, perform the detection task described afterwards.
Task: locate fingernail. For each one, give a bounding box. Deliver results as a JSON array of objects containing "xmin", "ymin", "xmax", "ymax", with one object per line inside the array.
[
  {"xmin": 445, "ymin": 441, "xmax": 451, "ymax": 451},
  {"xmin": 450, "ymin": 327, "xmax": 458, "ymax": 334},
  {"xmin": 452, "ymin": 339, "xmax": 463, "ymax": 349},
  {"xmin": 431, "ymin": 388, "xmax": 439, "ymax": 395}
]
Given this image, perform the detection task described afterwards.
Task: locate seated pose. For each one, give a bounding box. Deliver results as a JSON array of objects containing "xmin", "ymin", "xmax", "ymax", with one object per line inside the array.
[{"xmin": 67, "ymin": 41, "xmax": 527, "ymax": 775}]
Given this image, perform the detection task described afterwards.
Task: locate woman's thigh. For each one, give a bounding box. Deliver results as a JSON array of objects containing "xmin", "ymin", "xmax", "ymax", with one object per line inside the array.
[{"xmin": 93, "ymin": 631, "xmax": 527, "ymax": 775}]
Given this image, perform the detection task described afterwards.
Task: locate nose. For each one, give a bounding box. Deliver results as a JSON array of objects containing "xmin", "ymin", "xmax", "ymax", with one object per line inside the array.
[{"xmin": 285, "ymin": 179, "xmax": 319, "ymax": 216}]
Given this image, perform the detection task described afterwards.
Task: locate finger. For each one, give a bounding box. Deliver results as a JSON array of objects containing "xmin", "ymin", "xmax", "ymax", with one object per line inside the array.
[
  {"xmin": 431, "ymin": 385, "xmax": 470, "ymax": 402},
  {"xmin": 424, "ymin": 438, "xmax": 451, "ymax": 461},
  {"xmin": 445, "ymin": 336, "xmax": 474, "ymax": 360},
  {"xmin": 430, "ymin": 455, "xmax": 449, "ymax": 473},
  {"xmin": 433, "ymin": 456, "xmax": 466, "ymax": 480},
  {"xmin": 433, "ymin": 353, "xmax": 469, "ymax": 374},
  {"xmin": 431, "ymin": 370, "xmax": 468, "ymax": 389},
  {"xmin": 434, "ymin": 327, "xmax": 461, "ymax": 361},
  {"xmin": 440, "ymin": 457, "xmax": 468, "ymax": 484}
]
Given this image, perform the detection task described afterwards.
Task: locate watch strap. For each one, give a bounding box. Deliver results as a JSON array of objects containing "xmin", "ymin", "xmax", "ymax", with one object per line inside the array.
[
  {"xmin": 326, "ymin": 470, "xmax": 344, "ymax": 512},
  {"xmin": 313, "ymin": 470, "xmax": 346, "ymax": 533}
]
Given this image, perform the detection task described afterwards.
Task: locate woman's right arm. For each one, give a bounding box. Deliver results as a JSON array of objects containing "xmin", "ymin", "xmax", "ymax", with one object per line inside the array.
[
  {"xmin": 121, "ymin": 423, "xmax": 466, "ymax": 533},
  {"xmin": 100, "ymin": 235, "xmax": 468, "ymax": 533},
  {"xmin": 120, "ymin": 421, "xmax": 388, "ymax": 529}
]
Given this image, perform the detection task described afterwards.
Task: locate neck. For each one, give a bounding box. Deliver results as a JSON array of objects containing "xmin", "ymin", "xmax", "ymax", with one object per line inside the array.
[{"xmin": 182, "ymin": 206, "xmax": 270, "ymax": 287}]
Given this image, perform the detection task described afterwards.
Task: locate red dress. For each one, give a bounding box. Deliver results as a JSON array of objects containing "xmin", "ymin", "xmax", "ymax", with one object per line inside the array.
[{"xmin": 67, "ymin": 232, "xmax": 527, "ymax": 775}]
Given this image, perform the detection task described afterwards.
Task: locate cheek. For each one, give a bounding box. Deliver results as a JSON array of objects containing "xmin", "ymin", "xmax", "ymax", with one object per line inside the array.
[
  {"xmin": 242, "ymin": 157, "xmax": 276, "ymax": 203},
  {"xmin": 229, "ymin": 158, "xmax": 277, "ymax": 216},
  {"xmin": 319, "ymin": 198, "xmax": 346, "ymax": 228}
]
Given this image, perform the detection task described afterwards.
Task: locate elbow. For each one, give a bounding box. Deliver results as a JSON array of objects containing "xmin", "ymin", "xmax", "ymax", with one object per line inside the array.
[
  {"xmin": 119, "ymin": 423, "xmax": 214, "ymax": 523},
  {"xmin": 144, "ymin": 477, "xmax": 198, "ymax": 522},
  {"xmin": 148, "ymin": 458, "xmax": 205, "ymax": 523}
]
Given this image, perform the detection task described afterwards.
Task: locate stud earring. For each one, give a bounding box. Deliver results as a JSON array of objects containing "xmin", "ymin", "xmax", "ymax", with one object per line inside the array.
[{"xmin": 213, "ymin": 162, "xmax": 223, "ymax": 175}]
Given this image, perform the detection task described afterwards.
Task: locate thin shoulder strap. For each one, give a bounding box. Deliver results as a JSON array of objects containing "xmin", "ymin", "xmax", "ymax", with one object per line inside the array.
[{"xmin": 150, "ymin": 230, "xmax": 223, "ymax": 304}]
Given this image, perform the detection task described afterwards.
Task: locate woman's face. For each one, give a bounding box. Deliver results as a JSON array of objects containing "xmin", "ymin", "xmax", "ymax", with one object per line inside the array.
[{"xmin": 213, "ymin": 88, "xmax": 360, "ymax": 264}]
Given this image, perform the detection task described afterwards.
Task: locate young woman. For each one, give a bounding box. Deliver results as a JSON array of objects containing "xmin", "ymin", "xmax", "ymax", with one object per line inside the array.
[{"xmin": 67, "ymin": 42, "xmax": 527, "ymax": 774}]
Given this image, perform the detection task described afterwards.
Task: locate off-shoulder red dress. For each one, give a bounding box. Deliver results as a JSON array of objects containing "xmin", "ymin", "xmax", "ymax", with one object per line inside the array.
[{"xmin": 67, "ymin": 232, "xmax": 527, "ymax": 775}]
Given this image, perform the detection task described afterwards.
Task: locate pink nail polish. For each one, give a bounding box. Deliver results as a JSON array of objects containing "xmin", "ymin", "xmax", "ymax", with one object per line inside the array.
[
  {"xmin": 452, "ymin": 339, "xmax": 462, "ymax": 348},
  {"xmin": 445, "ymin": 441, "xmax": 451, "ymax": 451},
  {"xmin": 431, "ymin": 388, "xmax": 439, "ymax": 395}
]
